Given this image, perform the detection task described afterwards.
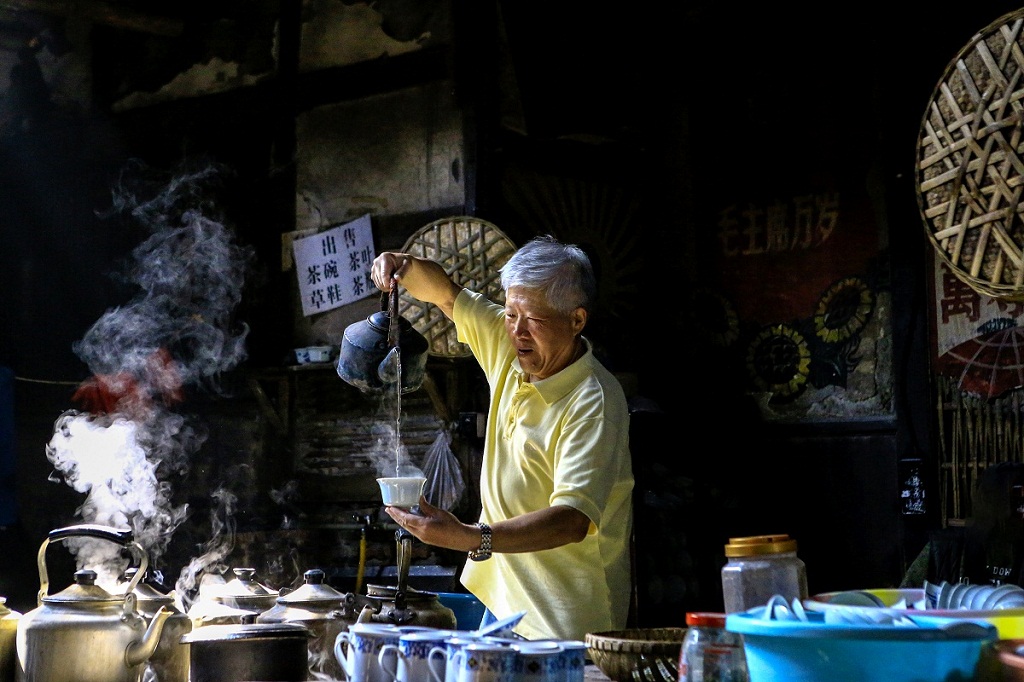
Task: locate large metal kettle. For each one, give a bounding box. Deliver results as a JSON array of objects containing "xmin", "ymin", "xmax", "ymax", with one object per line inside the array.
[
  {"xmin": 336, "ymin": 287, "xmax": 429, "ymax": 394},
  {"xmin": 15, "ymin": 524, "xmax": 172, "ymax": 682}
]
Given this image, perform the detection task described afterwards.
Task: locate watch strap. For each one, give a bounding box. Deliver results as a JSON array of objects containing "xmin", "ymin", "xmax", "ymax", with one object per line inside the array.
[{"xmin": 468, "ymin": 522, "xmax": 492, "ymax": 561}]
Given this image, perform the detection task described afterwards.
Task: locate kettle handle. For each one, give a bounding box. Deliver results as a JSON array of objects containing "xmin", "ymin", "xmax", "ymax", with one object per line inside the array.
[
  {"xmin": 36, "ymin": 524, "xmax": 148, "ymax": 606},
  {"xmin": 386, "ymin": 287, "xmax": 400, "ymax": 348}
]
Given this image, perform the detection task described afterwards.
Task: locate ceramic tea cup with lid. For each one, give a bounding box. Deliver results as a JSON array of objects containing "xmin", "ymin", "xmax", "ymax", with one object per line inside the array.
[
  {"xmin": 451, "ymin": 640, "xmax": 518, "ymax": 682},
  {"xmin": 335, "ymin": 622, "xmax": 403, "ymax": 682},
  {"xmin": 377, "ymin": 628, "xmax": 457, "ymax": 682}
]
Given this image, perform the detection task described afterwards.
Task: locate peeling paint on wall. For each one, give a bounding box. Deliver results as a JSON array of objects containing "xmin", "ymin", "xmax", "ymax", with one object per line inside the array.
[
  {"xmin": 112, "ymin": 56, "xmax": 266, "ymax": 111},
  {"xmin": 295, "ymin": 80, "xmax": 464, "ymax": 225},
  {"xmin": 300, "ymin": 0, "xmax": 449, "ymax": 71}
]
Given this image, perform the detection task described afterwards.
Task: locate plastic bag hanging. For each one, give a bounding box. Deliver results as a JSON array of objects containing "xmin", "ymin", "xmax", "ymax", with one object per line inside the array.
[{"xmin": 422, "ymin": 426, "xmax": 465, "ymax": 510}]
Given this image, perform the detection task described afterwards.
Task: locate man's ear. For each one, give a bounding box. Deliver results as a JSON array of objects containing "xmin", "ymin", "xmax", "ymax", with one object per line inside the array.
[{"xmin": 571, "ymin": 307, "xmax": 587, "ymax": 334}]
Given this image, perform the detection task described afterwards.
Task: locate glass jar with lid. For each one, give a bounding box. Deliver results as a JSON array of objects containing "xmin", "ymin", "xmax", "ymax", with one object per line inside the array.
[
  {"xmin": 677, "ymin": 611, "xmax": 747, "ymax": 682},
  {"xmin": 720, "ymin": 534, "xmax": 807, "ymax": 614}
]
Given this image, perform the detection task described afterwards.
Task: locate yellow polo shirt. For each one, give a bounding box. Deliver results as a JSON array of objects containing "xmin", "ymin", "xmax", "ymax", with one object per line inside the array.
[{"xmin": 454, "ymin": 289, "xmax": 634, "ymax": 640}]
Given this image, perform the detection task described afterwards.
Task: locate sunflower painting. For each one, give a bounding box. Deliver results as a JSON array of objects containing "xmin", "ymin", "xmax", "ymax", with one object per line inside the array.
[{"xmin": 699, "ymin": 182, "xmax": 895, "ymax": 423}]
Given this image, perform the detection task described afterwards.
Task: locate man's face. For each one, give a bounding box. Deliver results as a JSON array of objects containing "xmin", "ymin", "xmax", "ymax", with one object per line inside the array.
[{"xmin": 503, "ymin": 286, "xmax": 585, "ymax": 381}]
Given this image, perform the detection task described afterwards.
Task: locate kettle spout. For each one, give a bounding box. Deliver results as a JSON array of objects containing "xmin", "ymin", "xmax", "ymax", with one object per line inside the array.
[
  {"xmin": 125, "ymin": 605, "xmax": 173, "ymax": 667},
  {"xmin": 377, "ymin": 346, "xmax": 401, "ymax": 384}
]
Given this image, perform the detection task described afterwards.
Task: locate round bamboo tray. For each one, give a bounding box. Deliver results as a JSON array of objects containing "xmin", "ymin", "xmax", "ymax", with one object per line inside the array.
[
  {"xmin": 918, "ymin": 8, "xmax": 1024, "ymax": 301},
  {"xmin": 585, "ymin": 628, "xmax": 685, "ymax": 682},
  {"xmin": 398, "ymin": 216, "xmax": 516, "ymax": 357}
]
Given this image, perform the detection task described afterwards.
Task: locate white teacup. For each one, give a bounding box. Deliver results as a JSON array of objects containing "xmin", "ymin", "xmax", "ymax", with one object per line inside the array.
[
  {"xmin": 452, "ymin": 641, "xmax": 518, "ymax": 682},
  {"xmin": 554, "ymin": 640, "xmax": 588, "ymax": 682},
  {"xmin": 513, "ymin": 640, "xmax": 563, "ymax": 682},
  {"xmin": 378, "ymin": 628, "xmax": 457, "ymax": 682},
  {"xmin": 377, "ymin": 477, "xmax": 426, "ymax": 507},
  {"xmin": 437, "ymin": 635, "xmax": 476, "ymax": 682},
  {"xmin": 335, "ymin": 622, "xmax": 402, "ymax": 682}
]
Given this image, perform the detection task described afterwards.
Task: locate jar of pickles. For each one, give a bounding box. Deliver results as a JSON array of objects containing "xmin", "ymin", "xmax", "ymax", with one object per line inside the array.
[
  {"xmin": 720, "ymin": 534, "xmax": 807, "ymax": 614},
  {"xmin": 677, "ymin": 612, "xmax": 747, "ymax": 682}
]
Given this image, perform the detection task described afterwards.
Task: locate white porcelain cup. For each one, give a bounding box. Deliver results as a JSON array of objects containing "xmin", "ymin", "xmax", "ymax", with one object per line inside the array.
[
  {"xmin": 377, "ymin": 629, "xmax": 457, "ymax": 682},
  {"xmin": 553, "ymin": 640, "xmax": 588, "ymax": 682},
  {"xmin": 377, "ymin": 477, "xmax": 426, "ymax": 507},
  {"xmin": 513, "ymin": 640, "xmax": 563, "ymax": 682},
  {"xmin": 438, "ymin": 635, "xmax": 483, "ymax": 682},
  {"xmin": 335, "ymin": 622, "xmax": 402, "ymax": 682},
  {"xmin": 452, "ymin": 641, "xmax": 518, "ymax": 682}
]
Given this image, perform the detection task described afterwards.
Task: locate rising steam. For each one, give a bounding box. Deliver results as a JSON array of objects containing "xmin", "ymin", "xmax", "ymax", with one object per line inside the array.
[{"xmin": 44, "ymin": 160, "xmax": 254, "ymax": 587}]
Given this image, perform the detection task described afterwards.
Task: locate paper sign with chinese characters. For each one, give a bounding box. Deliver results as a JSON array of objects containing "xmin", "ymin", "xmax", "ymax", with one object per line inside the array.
[
  {"xmin": 292, "ymin": 214, "xmax": 375, "ymax": 317},
  {"xmin": 930, "ymin": 250, "xmax": 1024, "ymax": 360},
  {"xmin": 929, "ymin": 250, "xmax": 1024, "ymax": 399}
]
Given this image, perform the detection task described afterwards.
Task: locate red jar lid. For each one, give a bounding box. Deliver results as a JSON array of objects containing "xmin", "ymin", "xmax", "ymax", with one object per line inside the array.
[{"xmin": 685, "ymin": 612, "xmax": 726, "ymax": 627}]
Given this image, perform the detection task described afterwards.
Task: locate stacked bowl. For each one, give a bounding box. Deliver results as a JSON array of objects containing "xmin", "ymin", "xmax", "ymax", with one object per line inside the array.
[{"xmin": 806, "ymin": 585, "xmax": 1024, "ymax": 639}]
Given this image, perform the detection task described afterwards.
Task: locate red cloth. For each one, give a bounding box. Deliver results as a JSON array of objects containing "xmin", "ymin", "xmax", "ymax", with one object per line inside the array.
[{"xmin": 72, "ymin": 349, "xmax": 183, "ymax": 417}]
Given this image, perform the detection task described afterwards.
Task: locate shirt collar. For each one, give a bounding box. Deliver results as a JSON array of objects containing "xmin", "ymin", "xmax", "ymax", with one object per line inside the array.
[{"xmin": 511, "ymin": 338, "xmax": 593, "ymax": 405}]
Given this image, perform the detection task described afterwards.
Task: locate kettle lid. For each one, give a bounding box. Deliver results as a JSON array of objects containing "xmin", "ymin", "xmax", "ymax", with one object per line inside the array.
[
  {"xmin": 119, "ymin": 567, "xmax": 174, "ymax": 605},
  {"xmin": 220, "ymin": 568, "xmax": 277, "ymax": 597},
  {"xmin": 0, "ymin": 597, "xmax": 19, "ymax": 618},
  {"xmin": 277, "ymin": 569, "xmax": 347, "ymax": 606},
  {"xmin": 44, "ymin": 569, "xmax": 121, "ymax": 604}
]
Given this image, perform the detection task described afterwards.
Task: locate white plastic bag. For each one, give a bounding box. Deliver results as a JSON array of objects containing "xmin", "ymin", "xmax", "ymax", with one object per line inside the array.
[{"xmin": 423, "ymin": 427, "xmax": 465, "ymax": 510}]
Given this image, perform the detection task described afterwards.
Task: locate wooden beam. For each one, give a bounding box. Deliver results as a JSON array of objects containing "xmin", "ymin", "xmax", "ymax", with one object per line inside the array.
[{"xmin": 0, "ymin": 0, "xmax": 183, "ymax": 36}]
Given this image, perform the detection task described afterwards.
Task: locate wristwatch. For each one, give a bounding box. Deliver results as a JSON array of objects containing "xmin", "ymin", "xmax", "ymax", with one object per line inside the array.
[{"xmin": 468, "ymin": 522, "xmax": 492, "ymax": 561}]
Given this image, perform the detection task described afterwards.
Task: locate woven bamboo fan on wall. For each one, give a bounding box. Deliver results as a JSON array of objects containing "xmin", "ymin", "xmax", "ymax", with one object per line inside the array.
[
  {"xmin": 398, "ymin": 216, "xmax": 517, "ymax": 357},
  {"xmin": 918, "ymin": 8, "xmax": 1024, "ymax": 301}
]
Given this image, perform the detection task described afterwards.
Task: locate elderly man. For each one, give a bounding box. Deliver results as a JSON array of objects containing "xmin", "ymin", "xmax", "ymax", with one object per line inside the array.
[{"xmin": 372, "ymin": 234, "xmax": 634, "ymax": 641}]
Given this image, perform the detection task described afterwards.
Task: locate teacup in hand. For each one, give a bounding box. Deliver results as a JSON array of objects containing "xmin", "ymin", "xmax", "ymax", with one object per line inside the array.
[{"xmin": 377, "ymin": 476, "xmax": 426, "ymax": 508}]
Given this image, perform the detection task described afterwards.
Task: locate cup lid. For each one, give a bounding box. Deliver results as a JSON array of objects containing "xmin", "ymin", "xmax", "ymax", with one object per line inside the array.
[
  {"xmin": 464, "ymin": 641, "xmax": 516, "ymax": 652},
  {"xmin": 398, "ymin": 629, "xmax": 458, "ymax": 643},
  {"xmin": 350, "ymin": 622, "xmax": 401, "ymax": 634},
  {"xmin": 513, "ymin": 640, "xmax": 562, "ymax": 653}
]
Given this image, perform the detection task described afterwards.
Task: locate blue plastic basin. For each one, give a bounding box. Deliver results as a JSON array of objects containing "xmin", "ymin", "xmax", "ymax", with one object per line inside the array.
[
  {"xmin": 436, "ymin": 592, "xmax": 486, "ymax": 630},
  {"xmin": 726, "ymin": 607, "xmax": 998, "ymax": 682}
]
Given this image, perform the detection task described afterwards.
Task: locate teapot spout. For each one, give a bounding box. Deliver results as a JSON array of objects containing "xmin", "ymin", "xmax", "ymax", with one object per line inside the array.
[
  {"xmin": 125, "ymin": 605, "xmax": 173, "ymax": 667},
  {"xmin": 377, "ymin": 346, "xmax": 401, "ymax": 385}
]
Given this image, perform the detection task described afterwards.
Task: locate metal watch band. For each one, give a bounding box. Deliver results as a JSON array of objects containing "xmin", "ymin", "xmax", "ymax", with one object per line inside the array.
[{"xmin": 468, "ymin": 522, "xmax": 492, "ymax": 561}]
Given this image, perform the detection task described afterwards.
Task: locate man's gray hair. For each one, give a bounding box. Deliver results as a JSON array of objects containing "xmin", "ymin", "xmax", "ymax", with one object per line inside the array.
[{"xmin": 499, "ymin": 235, "xmax": 597, "ymax": 314}]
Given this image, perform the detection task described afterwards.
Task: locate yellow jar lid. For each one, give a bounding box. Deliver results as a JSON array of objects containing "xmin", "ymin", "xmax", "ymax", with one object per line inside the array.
[{"xmin": 724, "ymin": 534, "xmax": 797, "ymax": 556}]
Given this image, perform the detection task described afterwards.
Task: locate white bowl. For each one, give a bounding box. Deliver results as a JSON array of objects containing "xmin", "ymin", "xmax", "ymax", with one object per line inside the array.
[
  {"xmin": 807, "ymin": 587, "xmax": 1024, "ymax": 639},
  {"xmin": 295, "ymin": 346, "xmax": 334, "ymax": 364},
  {"xmin": 377, "ymin": 477, "xmax": 426, "ymax": 507}
]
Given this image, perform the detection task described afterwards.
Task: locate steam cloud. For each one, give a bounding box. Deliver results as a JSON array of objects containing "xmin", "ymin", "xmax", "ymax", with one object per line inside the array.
[{"xmin": 44, "ymin": 161, "xmax": 254, "ymax": 587}]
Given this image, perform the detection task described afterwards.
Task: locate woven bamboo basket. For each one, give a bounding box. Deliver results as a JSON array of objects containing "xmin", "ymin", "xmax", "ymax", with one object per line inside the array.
[
  {"xmin": 918, "ymin": 8, "xmax": 1024, "ymax": 301},
  {"xmin": 398, "ymin": 216, "xmax": 517, "ymax": 357}
]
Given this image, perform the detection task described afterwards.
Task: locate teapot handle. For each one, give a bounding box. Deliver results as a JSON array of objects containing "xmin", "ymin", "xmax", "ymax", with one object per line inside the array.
[
  {"xmin": 36, "ymin": 524, "xmax": 148, "ymax": 606},
  {"xmin": 386, "ymin": 287, "xmax": 400, "ymax": 348}
]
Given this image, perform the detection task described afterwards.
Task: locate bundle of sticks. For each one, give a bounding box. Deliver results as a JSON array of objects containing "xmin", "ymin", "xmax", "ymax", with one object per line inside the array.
[{"xmin": 939, "ymin": 376, "xmax": 1024, "ymax": 523}]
